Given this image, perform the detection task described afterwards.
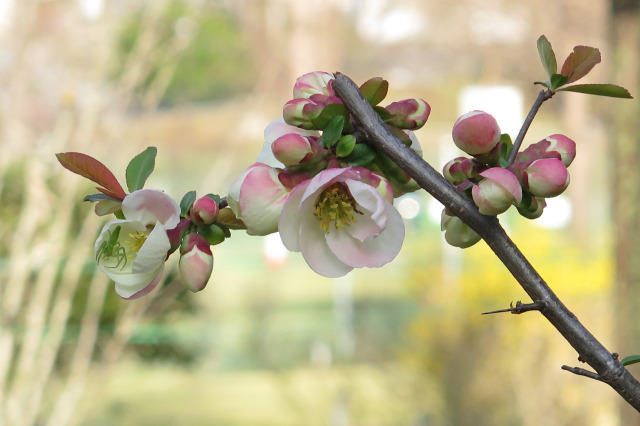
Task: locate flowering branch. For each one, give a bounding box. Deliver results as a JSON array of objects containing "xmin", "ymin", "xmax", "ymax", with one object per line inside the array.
[
  {"xmin": 331, "ymin": 72, "xmax": 640, "ymax": 412},
  {"xmin": 506, "ymin": 89, "xmax": 554, "ymax": 165}
]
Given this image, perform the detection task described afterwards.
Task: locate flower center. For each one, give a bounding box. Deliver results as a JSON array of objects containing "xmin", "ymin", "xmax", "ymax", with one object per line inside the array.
[
  {"xmin": 314, "ymin": 183, "xmax": 361, "ymax": 232},
  {"xmin": 125, "ymin": 231, "xmax": 148, "ymax": 258}
]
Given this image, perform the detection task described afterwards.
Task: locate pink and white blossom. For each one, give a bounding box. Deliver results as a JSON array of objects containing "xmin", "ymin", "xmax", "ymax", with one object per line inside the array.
[
  {"xmin": 452, "ymin": 110, "xmax": 501, "ymax": 156},
  {"xmin": 94, "ymin": 189, "xmax": 180, "ymax": 300},
  {"xmin": 279, "ymin": 167, "xmax": 404, "ymax": 278},
  {"xmin": 522, "ymin": 158, "xmax": 570, "ymax": 197},
  {"xmin": 471, "ymin": 168, "xmax": 522, "ymax": 215},
  {"xmin": 179, "ymin": 233, "xmax": 213, "ymax": 292},
  {"xmin": 292, "ymin": 71, "xmax": 335, "ymax": 98},
  {"xmin": 257, "ymin": 118, "xmax": 319, "ymax": 168}
]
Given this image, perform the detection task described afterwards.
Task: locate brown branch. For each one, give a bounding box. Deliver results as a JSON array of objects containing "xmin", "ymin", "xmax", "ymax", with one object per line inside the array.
[
  {"xmin": 482, "ymin": 301, "xmax": 545, "ymax": 315},
  {"xmin": 562, "ymin": 365, "xmax": 604, "ymax": 382},
  {"xmin": 332, "ymin": 72, "xmax": 640, "ymax": 412}
]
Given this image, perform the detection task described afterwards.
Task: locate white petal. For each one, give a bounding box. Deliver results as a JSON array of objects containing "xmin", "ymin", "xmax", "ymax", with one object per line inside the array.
[
  {"xmin": 122, "ymin": 189, "xmax": 180, "ymax": 228},
  {"xmin": 299, "ymin": 217, "xmax": 353, "ymax": 278},
  {"xmin": 132, "ymin": 222, "xmax": 170, "ymax": 274},
  {"xmin": 278, "ymin": 182, "xmax": 309, "ymax": 251},
  {"xmin": 115, "ymin": 264, "xmax": 164, "ymax": 300}
]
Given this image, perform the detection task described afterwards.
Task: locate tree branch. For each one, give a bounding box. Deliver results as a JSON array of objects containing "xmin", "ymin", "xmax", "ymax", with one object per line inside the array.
[
  {"xmin": 332, "ymin": 72, "xmax": 640, "ymax": 412},
  {"xmin": 506, "ymin": 89, "xmax": 554, "ymax": 165}
]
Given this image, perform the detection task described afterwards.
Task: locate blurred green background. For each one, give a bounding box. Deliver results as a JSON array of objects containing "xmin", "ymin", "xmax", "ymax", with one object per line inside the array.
[{"xmin": 0, "ymin": 0, "xmax": 638, "ymax": 425}]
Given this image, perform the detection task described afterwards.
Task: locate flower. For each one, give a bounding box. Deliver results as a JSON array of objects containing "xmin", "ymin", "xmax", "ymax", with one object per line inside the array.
[
  {"xmin": 385, "ymin": 98, "xmax": 431, "ymax": 130},
  {"xmin": 257, "ymin": 118, "xmax": 319, "ymax": 168},
  {"xmin": 227, "ymin": 163, "xmax": 292, "ymax": 235},
  {"xmin": 471, "ymin": 167, "xmax": 522, "ymax": 215},
  {"xmin": 279, "ymin": 167, "xmax": 405, "ymax": 278},
  {"xmin": 179, "ymin": 233, "xmax": 213, "ymax": 292},
  {"xmin": 94, "ymin": 189, "xmax": 180, "ymax": 299},
  {"xmin": 292, "ymin": 71, "xmax": 335, "ymax": 98},
  {"xmin": 190, "ymin": 196, "xmax": 219, "ymax": 226},
  {"xmin": 522, "ymin": 158, "xmax": 570, "ymax": 197},
  {"xmin": 271, "ymin": 133, "xmax": 315, "ymax": 166}
]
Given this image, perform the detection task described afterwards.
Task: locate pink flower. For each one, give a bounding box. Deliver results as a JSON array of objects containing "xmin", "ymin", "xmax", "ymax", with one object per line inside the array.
[
  {"xmin": 385, "ymin": 98, "xmax": 431, "ymax": 130},
  {"xmin": 522, "ymin": 158, "xmax": 569, "ymax": 197},
  {"xmin": 279, "ymin": 167, "xmax": 405, "ymax": 278},
  {"xmin": 257, "ymin": 118, "xmax": 319, "ymax": 168},
  {"xmin": 179, "ymin": 233, "xmax": 213, "ymax": 292},
  {"xmin": 94, "ymin": 189, "xmax": 180, "ymax": 299},
  {"xmin": 471, "ymin": 167, "xmax": 522, "ymax": 215},
  {"xmin": 227, "ymin": 163, "xmax": 292, "ymax": 235},
  {"xmin": 292, "ymin": 71, "xmax": 335, "ymax": 98},
  {"xmin": 544, "ymin": 134, "xmax": 576, "ymax": 167},
  {"xmin": 190, "ymin": 196, "xmax": 219, "ymax": 226},
  {"xmin": 271, "ymin": 133, "xmax": 315, "ymax": 166},
  {"xmin": 452, "ymin": 110, "xmax": 501, "ymax": 156}
]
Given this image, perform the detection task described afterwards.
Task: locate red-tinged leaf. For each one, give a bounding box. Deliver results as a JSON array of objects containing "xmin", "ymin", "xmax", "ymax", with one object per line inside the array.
[
  {"xmin": 560, "ymin": 46, "xmax": 601, "ymax": 83},
  {"xmin": 359, "ymin": 77, "xmax": 389, "ymax": 106},
  {"xmin": 95, "ymin": 199, "xmax": 123, "ymax": 216},
  {"xmin": 558, "ymin": 84, "xmax": 633, "ymax": 99},
  {"xmin": 56, "ymin": 152, "xmax": 126, "ymax": 200}
]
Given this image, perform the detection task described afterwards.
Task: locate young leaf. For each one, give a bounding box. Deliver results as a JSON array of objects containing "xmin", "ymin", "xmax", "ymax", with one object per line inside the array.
[
  {"xmin": 359, "ymin": 77, "xmax": 389, "ymax": 106},
  {"xmin": 95, "ymin": 199, "xmax": 123, "ymax": 216},
  {"xmin": 83, "ymin": 193, "xmax": 120, "ymax": 203},
  {"xmin": 125, "ymin": 147, "xmax": 157, "ymax": 193},
  {"xmin": 558, "ymin": 84, "xmax": 633, "ymax": 99},
  {"xmin": 550, "ymin": 74, "xmax": 569, "ymax": 91},
  {"xmin": 336, "ymin": 135, "xmax": 357, "ymax": 157},
  {"xmin": 311, "ymin": 103, "xmax": 348, "ymax": 129},
  {"xmin": 180, "ymin": 190, "xmax": 197, "ymax": 216},
  {"xmin": 344, "ymin": 144, "xmax": 376, "ymax": 167},
  {"xmin": 621, "ymin": 355, "xmax": 640, "ymax": 367},
  {"xmin": 537, "ymin": 35, "xmax": 557, "ymax": 78},
  {"xmin": 561, "ymin": 46, "xmax": 601, "ymax": 84},
  {"xmin": 56, "ymin": 152, "xmax": 126, "ymax": 201},
  {"xmin": 322, "ymin": 115, "xmax": 345, "ymax": 148}
]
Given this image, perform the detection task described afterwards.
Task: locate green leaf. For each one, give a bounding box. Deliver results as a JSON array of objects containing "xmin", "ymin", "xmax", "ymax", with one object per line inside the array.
[
  {"xmin": 311, "ymin": 103, "xmax": 348, "ymax": 129},
  {"xmin": 125, "ymin": 147, "xmax": 157, "ymax": 192},
  {"xmin": 534, "ymin": 81, "xmax": 551, "ymax": 89},
  {"xmin": 621, "ymin": 355, "xmax": 640, "ymax": 366},
  {"xmin": 537, "ymin": 35, "xmax": 557, "ymax": 78},
  {"xmin": 321, "ymin": 115, "xmax": 345, "ymax": 148},
  {"xmin": 204, "ymin": 193, "xmax": 221, "ymax": 204},
  {"xmin": 359, "ymin": 77, "xmax": 388, "ymax": 106},
  {"xmin": 336, "ymin": 135, "xmax": 356, "ymax": 157},
  {"xmin": 56, "ymin": 152, "xmax": 126, "ymax": 200},
  {"xmin": 561, "ymin": 45, "xmax": 601, "ymax": 84},
  {"xmin": 344, "ymin": 144, "xmax": 376, "ymax": 167},
  {"xmin": 550, "ymin": 74, "xmax": 569, "ymax": 91},
  {"xmin": 83, "ymin": 193, "xmax": 120, "ymax": 203},
  {"xmin": 180, "ymin": 190, "xmax": 197, "ymax": 216},
  {"xmin": 558, "ymin": 83, "xmax": 633, "ymax": 99}
]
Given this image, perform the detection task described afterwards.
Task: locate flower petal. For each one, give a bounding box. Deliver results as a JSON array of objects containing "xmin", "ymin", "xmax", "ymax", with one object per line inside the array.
[
  {"xmin": 326, "ymin": 202, "xmax": 404, "ymax": 268},
  {"xmin": 122, "ymin": 189, "xmax": 180, "ymax": 228},
  {"xmin": 132, "ymin": 222, "xmax": 170, "ymax": 274},
  {"xmin": 299, "ymin": 213, "xmax": 353, "ymax": 277},
  {"xmin": 115, "ymin": 264, "xmax": 165, "ymax": 300},
  {"xmin": 278, "ymin": 181, "xmax": 310, "ymax": 252}
]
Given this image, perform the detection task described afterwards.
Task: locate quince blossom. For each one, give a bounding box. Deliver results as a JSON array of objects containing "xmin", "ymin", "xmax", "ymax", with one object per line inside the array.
[
  {"xmin": 279, "ymin": 167, "xmax": 404, "ymax": 278},
  {"xmin": 94, "ymin": 189, "xmax": 180, "ymax": 299}
]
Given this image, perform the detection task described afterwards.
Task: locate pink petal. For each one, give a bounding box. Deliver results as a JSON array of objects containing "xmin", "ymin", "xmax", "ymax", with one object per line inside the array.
[
  {"xmin": 264, "ymin": 117, "xmax": 319, "ymax": 143},
  {"xmin": 300, "ymin": 168, "xmax": 359, "ymax": 204},
  {"xmin": 326, "ymin": 203, "xmax": 404, "ymax": 268},
  {"xmin": 122, "ymin": 189, "xmax": 180, "ymax": 228}
]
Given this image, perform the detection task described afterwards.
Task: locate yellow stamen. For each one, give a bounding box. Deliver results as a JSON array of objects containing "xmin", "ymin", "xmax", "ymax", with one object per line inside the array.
[
  {"xmin": 125, "ymin": 231, "xmax": 149, "ymax": 258},
  {"xmin": 313, "ymin": 183, "xmax": 362, "ymax": 233}
]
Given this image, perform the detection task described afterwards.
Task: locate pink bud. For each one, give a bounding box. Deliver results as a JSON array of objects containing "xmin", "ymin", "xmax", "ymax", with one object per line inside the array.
[
  {"xmin": 442, "ymin": 157, "xmax": 483, "ymax": 185},
  {"xmin": 471, "ymin": 167, "xmax": 522, "ymax": 215},
  {"xmin": 283, "ymin": 98, "xmax": 325, "ymax": 129},
  {"xmin": 179, "ymin": 233, "xmax": 213, "ymax": 292},
  {"xmin": 190, "ymin": 197, "xmax": 219, "ymax": 226},
  {"xmin": 292, "ymin": 71, "xmax": 335, "ymax": 98},
  {"xmin": 522, "ymin": 158, "xmax": 569, "ymax": 197},
  {"xmin": 385, "ymin": 98, "xmax": 431, "ymax": 130},
  {"xmin": 271, "ymin": 133, "xmax": 314, "ymax": 166},
  {"xmin": 452, "ymin": 110, "xmax": 501, "ymax": 156},
  {"xmin": 441, "ymin": 209, "xmax": 481, "ymax": 248},
  {"xmin": 545, "ymin": 134, "xmax": 576, "ymax": 167}
]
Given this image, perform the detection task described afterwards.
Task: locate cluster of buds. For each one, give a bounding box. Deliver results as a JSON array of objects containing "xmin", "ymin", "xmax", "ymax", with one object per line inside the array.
[
  {"xmin": 228, "ymin": 71, "xmax": 431, "ymax": 277},
  {"xmin": 441, "ymin": 111, "xmax": 576, "ymax": 247}
]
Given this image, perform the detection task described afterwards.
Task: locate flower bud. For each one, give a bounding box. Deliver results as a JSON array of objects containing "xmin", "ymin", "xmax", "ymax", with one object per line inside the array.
[
  {"xmin": 452, "ymin": 110, "xmax": 501, "ymax": 156},
  {"xmin": 385, "ymin": 98, "xmax": 431, "ymax": 130},
  {"xmin": 271, "ymin": 133, "xmax": 314, "ymax": 166},
  {"xmin": 516, "ymin": 196, "xmax": 547, "ymax": 219},
  {"xmin": 283, "ymin": 98, "xmax": 325, "ymax": 129},
  {"xmin": 441, "ymin": 209, "xmax": 481, "ymax": 248},
  {"xmin": 522, "ymin": 158, "xmax": 569, "ymax": 198},
  {"xmin": 545, "ymin": 134, "xmax": 576, "ymax": 167},
  {"xmin": 292, "ymin": 71, "xmax": 335, "ymax": 98},
  {"xmin": 471, "ymin": 168, "xmax": 522, "ymax": 215},
  {"xmin": 179, "ymin": 233, "xmax": 213, "ymax": 292},
  {"xmin": 442, "ymin": 157, "xmax": 483, "ymax": 185},
  {"xmin": 190, "ymin": 196, "xmax": 219, "ymax": 226}
]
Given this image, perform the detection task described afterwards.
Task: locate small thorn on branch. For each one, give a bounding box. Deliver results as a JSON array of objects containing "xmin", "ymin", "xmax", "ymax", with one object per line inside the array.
[
  {"xmin": 562, "ymin": 365, "xmax": 604, "ymax": 382},
  {"xmin": 482, "ymin": 300, "xmax": 545, "ymax": 315}
]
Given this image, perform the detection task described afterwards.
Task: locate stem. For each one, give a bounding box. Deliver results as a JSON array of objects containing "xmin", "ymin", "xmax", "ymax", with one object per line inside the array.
[
  {"xmin": 332, "ymin": 72, "xmax": 640, "ymax": 412},
  {"xmin": 506, "ymin": 89, "xmax": 555, "ymax": 165}
]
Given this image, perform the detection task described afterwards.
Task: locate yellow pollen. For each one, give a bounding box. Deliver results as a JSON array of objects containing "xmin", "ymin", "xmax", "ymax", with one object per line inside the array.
[
  {"xmin": 125, "ymin": 231, "xmax": 149, "ymax": 258},
  {"xmin": 313, "ymin": 183, "xmax": 362, "ymax": 233}
]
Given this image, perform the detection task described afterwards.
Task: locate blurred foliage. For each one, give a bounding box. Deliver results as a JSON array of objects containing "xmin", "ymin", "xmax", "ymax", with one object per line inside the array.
[{"xmin": 114, "ymin": 1, "xmax": 256, "ymax": 108}]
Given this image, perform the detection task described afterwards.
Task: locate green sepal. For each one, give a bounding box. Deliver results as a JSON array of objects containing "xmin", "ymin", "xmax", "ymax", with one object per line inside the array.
[
  {"xmin": 558, "ymin": 84, "xmax": 633, "ymax": 99},
  {"xmin": 198, "ymin": 223, "xmax": 226, "ymax": 245},
  {"xmin": 344, "ymin": 144, "xmax": 376, "ymax": 167},
  {"xmin": 125, "ymin": 147, "xmax": 157, "ymax": 193},
  {"xmin": 374, "ymin": 106, "xmax": 395, "ymax": 123},
  {"xmin": 321, "ymin": 115, "xmax": 345, "ymax": 148},
  {"xmin": 336, "ymin": 135, "xmax": 356, "ymax": 157},
  {"xmin": 180, "ymin": 190, "xmax": 197, "ymax": 217},
  {"xmin": 311, "ymin": 103, "xmax": 349, "ymax": 129},
  {"xmin": 621, "ymin": 355, "xmax": 640, "ymax": 367},
  {"xmin": 499, "ymin": 133, "xmax": 513, "ymax": 164}
]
